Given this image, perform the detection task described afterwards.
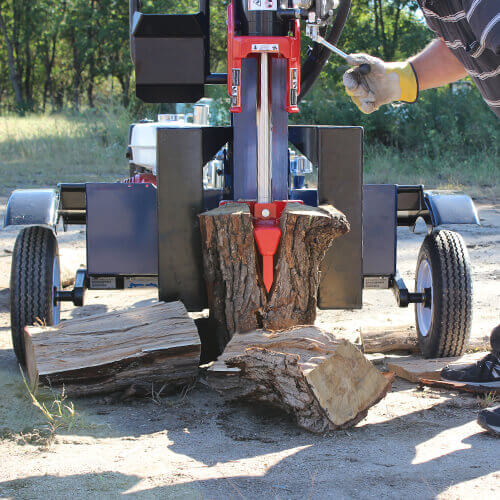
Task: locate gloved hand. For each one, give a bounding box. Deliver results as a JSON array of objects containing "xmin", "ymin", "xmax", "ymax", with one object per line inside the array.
[{"xmin": 343, "ymin": 53, "xmax": 418, "ymax": 114}]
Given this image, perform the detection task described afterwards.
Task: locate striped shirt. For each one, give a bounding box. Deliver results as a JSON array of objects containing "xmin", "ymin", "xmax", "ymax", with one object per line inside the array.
[{"xmin": 417, "ymin": 0, "xmax": 500, "ymax": 117}]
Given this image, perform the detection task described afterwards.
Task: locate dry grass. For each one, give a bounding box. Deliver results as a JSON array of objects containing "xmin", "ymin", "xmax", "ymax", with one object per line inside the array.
[
  {"xmin": 0, "ymin": 109, "xmax": 130, "ymax": 196},
  {"xmin": 364, "ymin": 145, "xmax": 500, "ymax": 199},
  {"xmin": 0, "ymin": 109, "xmax": 497, "ymax": 198}
]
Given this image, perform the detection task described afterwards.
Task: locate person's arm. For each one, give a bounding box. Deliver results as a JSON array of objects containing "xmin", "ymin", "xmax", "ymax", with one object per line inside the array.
[
  {"xmin": 343, "ymin": 38, "xmax": 469, "ymax": 114},
  {"xmin": 409, "ymin": 38, "xmax": 468, "ymax": 91}
]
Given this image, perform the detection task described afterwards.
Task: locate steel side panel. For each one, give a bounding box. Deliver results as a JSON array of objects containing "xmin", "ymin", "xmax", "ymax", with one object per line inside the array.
[
  {"xmin": 318, "ymin": 127, "xmax": 363, "ymax": 309},
  {"xmin": 86, "ymin": 183, "xmax": 158, "ymax": 275},
  {"xmin": 362, "ymin": 184, "xmax": 397, "ymax": 276},
  {"xmin": 289, "ymin": 126, "xmax": 363, "ymax": 308},
  {"xmin": 156, "ymin": 127, "xmax": 230, "ymax": 310},
  {"xmin": 157, "ymin": 128, "xmax": 205, "ymax": 310}
]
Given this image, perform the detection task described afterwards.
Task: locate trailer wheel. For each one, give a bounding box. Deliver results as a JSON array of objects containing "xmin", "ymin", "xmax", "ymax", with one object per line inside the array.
[
  {"xmin": 414, "ymin": 230, "xmax": 472, "ymax": 358},
  {"xmin": 10, "ymin": 226, "xmax": 61, "ymax": 365}
]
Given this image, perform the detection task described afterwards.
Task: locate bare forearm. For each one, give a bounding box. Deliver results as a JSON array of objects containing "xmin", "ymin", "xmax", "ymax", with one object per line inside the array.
[{"xmin": 409, "ymin": 38, "xmax": 468, "ymax": 91}]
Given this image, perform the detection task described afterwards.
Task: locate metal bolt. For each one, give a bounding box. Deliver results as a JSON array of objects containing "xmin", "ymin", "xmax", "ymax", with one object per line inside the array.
[{"xmin": 262, "ymin": 209, "xmax": 270, "ymax": 217}]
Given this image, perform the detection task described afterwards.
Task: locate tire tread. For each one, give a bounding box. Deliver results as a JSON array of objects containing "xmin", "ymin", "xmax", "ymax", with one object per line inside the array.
[
  {"xmin": 415, "ymin": 230, "xmax": 472, "ymax": 358},
  {"xmin": 10, "ymin": 226, "xmax": 58, "ymax": 365}
]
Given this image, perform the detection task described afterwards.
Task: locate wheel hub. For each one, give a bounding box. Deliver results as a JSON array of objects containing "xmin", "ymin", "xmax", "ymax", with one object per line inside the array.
[
  {"xmin": 52, "ymin": 255, "xmax": 61, "ymax": 325},
  {"xmin": 416, "ymin": 259, "xmax": 433, "ymax": 336}
]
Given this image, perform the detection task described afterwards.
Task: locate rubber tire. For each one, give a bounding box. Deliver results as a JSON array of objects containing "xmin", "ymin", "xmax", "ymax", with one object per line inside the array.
[
  {"xmin": 10, "ymin": 226, "xmax": 60, "ymax": 366},
  {"xmin": 415, "ymin": 229, "xmax": 472, "ymax": 358}
]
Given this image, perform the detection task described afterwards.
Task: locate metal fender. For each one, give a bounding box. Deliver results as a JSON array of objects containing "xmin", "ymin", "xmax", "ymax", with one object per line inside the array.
[
  {"xmin": 424, "ymin": 191, "xmax": 480, "ymax": 227},
  {"xmin": 4, "ymin": 189, "xmax": 59, "ymax": 228}
]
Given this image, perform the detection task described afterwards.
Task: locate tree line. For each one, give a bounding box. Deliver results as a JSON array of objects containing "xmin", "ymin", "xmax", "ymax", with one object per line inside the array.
[{"xmin": 0, "ymin": 1, "xmax": 431, "ymax": 114}]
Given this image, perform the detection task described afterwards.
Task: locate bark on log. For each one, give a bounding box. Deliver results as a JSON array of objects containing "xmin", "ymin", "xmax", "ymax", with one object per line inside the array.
[
  {"xmin": 24, "ymin": 301, "xmax": 201, "ymax": 397},
  {"xmin": 207, "ymin": 326, "xmax": 394, "ymax": 433},
  {"xmin": 199, "ymin": 203, "xmax": 349, "ymax": 350}
]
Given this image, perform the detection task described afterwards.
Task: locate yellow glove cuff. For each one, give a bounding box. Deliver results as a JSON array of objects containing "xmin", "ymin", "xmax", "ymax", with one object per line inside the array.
[{"xmin": 386, "ymin": 61, "xmax": 418, "ymax": 103}]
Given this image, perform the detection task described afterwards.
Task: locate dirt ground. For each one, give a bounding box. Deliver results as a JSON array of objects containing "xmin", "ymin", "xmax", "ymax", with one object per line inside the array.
[{"xmin": 0, "ymin": 196, "xmax": 499, "ymax": 499}]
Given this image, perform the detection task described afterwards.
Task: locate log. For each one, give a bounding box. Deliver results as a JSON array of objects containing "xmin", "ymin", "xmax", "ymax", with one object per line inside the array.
[
  {"xmin": 386, "ymin": 351, "xmax": 488, "ymax": 383},
  {"xmin": 24, "ymin": 301, "xmax": 201, "ymax": 397},
  {"xmin": 207, "ymin": 326, "xmax": 394, "ymax": 433},
  {"xmin": 361, "ymin": 325, "xmax": 419, "ymax": 353},
  {"xmin": 199, "ymin": 202, "xmax": 349, "ymax": 350},
  {"xmin": 360, "ymin": 326, "xmax": 490, "ymax": 354}
]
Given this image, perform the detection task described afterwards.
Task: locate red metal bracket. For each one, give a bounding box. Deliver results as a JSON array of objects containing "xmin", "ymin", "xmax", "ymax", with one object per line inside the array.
[
  {"xmin": 122, "ymin": 173, "xmax": 157, "ymax": 186},
  {"xmin": 226, "ymin": 2, "xmax": 301, "ymax": 114},
  {"xmin": 221, "ymin": 200, "xmax": 303, "ymax": 292}
]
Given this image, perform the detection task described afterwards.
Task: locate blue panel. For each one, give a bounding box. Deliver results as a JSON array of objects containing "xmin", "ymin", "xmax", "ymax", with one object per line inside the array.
[
  {"xmin": 233, "ymin": 58, "xmax": 290, "ymax": 201},
  {"xmin": 424, "ymin": 191, "xmax": 480, "ymax": 226},
  {"xmin": 233, "ymin": 58, "xmax": 257, "ymax": 200},
  {"xmin": 363, "ymin": 184, "xmax": 397, "ymax": 276},
  {"xmin": 86, "ymin": 183, "xmax": 158, "ymax": 275},
  {"xmin": 271, "ymin": 58, "xmax": 289, "ymax": 201},
  {"xmin": 290, "ymin": 188, "xmax": 318, "ymax": 206}
]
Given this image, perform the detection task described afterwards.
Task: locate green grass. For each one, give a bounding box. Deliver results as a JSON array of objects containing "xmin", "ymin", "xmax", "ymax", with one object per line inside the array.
[
  {"xmin": 0, "ymin": 109, "xmax": 498, "ymax": 198},
  {"xmin": 0, "ymin": 108, "xmax": 130, "ymax": 196},
  {"xmin": 364, "ymin": 144, "xmax": 500, "ymax": 198}
]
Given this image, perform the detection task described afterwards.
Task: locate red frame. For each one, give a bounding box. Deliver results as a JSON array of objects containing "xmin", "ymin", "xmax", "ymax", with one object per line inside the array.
[
  {"xmin": 221, "ymin": 200, "xmax": 303, "ymax": 292},
  {"xmin": 226, "ymin": 2, "xmax": 301, "ymax": 114}
]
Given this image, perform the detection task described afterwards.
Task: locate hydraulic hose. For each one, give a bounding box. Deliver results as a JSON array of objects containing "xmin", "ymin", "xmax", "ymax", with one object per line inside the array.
[{"xmin": 298, "ymin": 0, "xmax": 352, "ymax": 101}]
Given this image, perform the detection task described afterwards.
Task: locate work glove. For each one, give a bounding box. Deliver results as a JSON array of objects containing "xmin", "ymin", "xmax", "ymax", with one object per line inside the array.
[{"xmin": 343, "ymin": 54, "xmax": 418, "ymax": 114}]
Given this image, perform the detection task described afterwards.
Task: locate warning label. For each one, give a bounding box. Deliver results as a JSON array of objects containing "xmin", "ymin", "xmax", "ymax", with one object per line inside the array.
[
  {"xmin": 248, "ymin": 0, "xmax": 277, "ymax": 11},
  {"xmin": 251, "ymin": 43, "xmax": 279, "ymax": 52},
  {"xmin": 89, "ymin": 276, "xmax": 116, "ymax": 289}
]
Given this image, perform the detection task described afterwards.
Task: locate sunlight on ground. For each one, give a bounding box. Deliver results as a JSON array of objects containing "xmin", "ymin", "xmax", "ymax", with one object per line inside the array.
[{"xmin": 412, "ymin": 421, "xmax": 476, "ymax": 465}]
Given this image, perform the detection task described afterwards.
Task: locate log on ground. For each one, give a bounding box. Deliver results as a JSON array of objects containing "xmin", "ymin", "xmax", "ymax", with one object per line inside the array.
[
  {"xmin": 361, "ymin": 326, "xmax": 490, "ymax": 355},
  {"xmin": 199, "ymin": 202, "xmax": 349, "ymax": 348},
  {"xmin": 361, "ymin": 325, "xmax": 420, "ymax": 354},
  {"xmin": 386, "ymin": 351, "xmax": 487, "ymax": 383},
  {"xmin": 24, "ymin": 301, "xmax": 201, "ymax": 397},
  {"xmin": 207, "ymin": 326, "xmax": 393, "ymax": 433}
]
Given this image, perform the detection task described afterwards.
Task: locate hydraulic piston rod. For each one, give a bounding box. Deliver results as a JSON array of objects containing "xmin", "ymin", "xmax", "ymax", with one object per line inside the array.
[{"xmin": 257, "ymin": 52, "xmax": 272, "ymax": 203}]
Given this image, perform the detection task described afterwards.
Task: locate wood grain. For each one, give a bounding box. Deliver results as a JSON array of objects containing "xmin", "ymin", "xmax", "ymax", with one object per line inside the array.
[
  {"xmin": 207, "ymin": 326, "xmax": 393, "ymax": 433},
  {"xmin": 387, "ymin": 351, "xmax": 488, "ymax": 383},
  {"xmin": 24, "ymin": 301, "xmax": 201, "ymax": 396},
  {"xmin": 199, "ymin": 202, "xmax": 349, "ymax": 351}
]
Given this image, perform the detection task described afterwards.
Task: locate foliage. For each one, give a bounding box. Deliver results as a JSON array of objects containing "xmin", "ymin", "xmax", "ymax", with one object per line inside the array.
[
  {"xmin": 0, "ymin": 0, "xmax": 433, "ymax": 114},
  {"xmin": 295, "ymin": 83, "xmax": 499, "ymax": 157}
]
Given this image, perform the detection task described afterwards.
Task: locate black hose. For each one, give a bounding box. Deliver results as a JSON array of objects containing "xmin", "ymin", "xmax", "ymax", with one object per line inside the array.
[{"xmin": 298, "ymin": 0, "xmax": 352, "ymax": 102}]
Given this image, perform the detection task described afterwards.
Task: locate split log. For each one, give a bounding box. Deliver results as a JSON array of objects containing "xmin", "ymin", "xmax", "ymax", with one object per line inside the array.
[
  {"xmin": 199, "ymin": 203, "xmax": 349, "ymax": 350},
  {"xmin": 418, "ymin": 378, "xmax": 499, "ymax": 395},
  {"xmin": 207, "ymin": 326, "xmax": 394, "ymax": 433},
  {"xmin": 386, "ymin": 351, "xmax": 487, "ymax": 383},
  {"xmin": 361, "ymin": 325, "xmax": 420, "ymax": 354},
  {"xmin": 24, "ymin": 301, "xmax": 201, "ymax": 397}
]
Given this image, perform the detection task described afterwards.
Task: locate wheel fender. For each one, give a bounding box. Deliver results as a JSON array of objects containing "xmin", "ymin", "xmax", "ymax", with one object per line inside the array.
[
  {"xmin": 424, "ymin": 191, "xmax": 480, "ymax": 227},
  {"xmin": 4, "ymin": 188, "xmax": 59, "ymax": 228}
]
